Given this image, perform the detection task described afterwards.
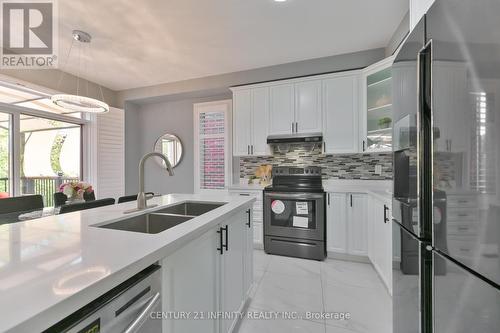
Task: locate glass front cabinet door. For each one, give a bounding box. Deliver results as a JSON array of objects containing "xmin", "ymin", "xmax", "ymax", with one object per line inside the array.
[{"xmin": 361, "ymin": 56, "xmax": 395, "ymax": 152}]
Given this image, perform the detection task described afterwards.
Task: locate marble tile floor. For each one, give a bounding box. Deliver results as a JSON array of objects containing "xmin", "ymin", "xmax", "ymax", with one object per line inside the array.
[{"xmin": 237, "ymin": 250, "xmax": 392, "ymax": 333}]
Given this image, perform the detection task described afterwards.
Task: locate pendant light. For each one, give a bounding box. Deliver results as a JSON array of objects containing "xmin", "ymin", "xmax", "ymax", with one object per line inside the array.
[{"xmin": 51, "ymin": 30, "xmax": 109, "ymax": 113}]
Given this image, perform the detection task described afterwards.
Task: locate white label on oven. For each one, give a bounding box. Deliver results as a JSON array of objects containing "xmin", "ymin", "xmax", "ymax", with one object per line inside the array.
[
  {"xmin": 271, "ymin": 200, "xmax": 285, "ymax": 214},
  {"xmin": 296, "ymin": 202, "xmax": 309, "ymax": 215},
  {"xmin": 293, "ymin": 216, "xmax": 309, "ymax": 228}
]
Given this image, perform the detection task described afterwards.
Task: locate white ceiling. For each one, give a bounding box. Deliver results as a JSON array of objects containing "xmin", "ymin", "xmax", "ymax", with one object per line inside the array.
[{"xmin": 58, "ymin": 0, "xmax": 408, "ymax": 91}]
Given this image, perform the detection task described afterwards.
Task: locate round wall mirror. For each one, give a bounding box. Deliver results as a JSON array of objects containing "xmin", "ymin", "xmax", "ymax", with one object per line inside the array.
[{"xmin": 153, "ymin": 134, "xmax": 183, "ymax": 168}]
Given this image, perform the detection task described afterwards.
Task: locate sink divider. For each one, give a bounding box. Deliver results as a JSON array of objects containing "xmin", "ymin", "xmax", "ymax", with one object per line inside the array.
[{"xmin": 150, "ymin": 212, "xmax": 197, "ymax": 219}]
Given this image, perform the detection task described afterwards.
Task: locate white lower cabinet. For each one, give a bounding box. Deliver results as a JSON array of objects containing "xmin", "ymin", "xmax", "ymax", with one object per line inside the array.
[
  {"xmin": 367, "ymin": 195, "xmax": 392, "ymax": 293},
  {"xmin": 326, "ymin": 193, "xmax": 347, "ymax": 253},
  {"xmin": 326, "ymin": 192, "xmax": 367, "ymax": 256},
  {"xmin": 221, "ymin": 211, "xmax": 246, "ymax": 333},
  {"xmin": 229, "ymin": 189, "xmax": 263, "ymax": 248},
  {"xmin": 161, "ymin": 208, "xmax": 253, "ymax": 333},
  {"xmin": 161, "ymin": 227, "xmax": 220, "ymax": 333},
  {"xmin": 347, "ymin": 193, "xmax": 368, "ymax": 256}
]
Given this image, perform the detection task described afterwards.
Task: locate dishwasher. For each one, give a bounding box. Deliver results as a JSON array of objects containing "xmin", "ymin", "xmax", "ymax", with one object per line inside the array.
[{"xmin": 44, "ymin": 264, "xmax": 162, "ymax": 333}]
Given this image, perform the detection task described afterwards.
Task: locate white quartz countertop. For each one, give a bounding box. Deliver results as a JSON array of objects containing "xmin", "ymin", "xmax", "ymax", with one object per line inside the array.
[
  {"xmin": 228, "ymin": 182, "xmax": 267, "ymax": 191},
  {"xmin": 0, "ymin": 193, "xmax": 255, "ymax": 333},
  {"xmin": 323, "ymin": 179, "xmax": 393, "ymax": 204}
]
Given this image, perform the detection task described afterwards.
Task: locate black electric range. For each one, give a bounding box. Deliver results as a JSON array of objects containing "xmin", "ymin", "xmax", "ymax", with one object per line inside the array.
[{"xmin": 263, "ymin": 166, "xmax": 326, "ymax": 260}]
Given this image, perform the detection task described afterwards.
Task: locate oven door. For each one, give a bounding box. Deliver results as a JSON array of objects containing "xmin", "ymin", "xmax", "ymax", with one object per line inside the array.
[{"xmin": 264, "ymin": 191, "xmax": 325, "ymax": 241}]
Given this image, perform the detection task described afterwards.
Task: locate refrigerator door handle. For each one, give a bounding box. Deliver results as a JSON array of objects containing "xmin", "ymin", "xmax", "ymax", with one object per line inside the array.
[{"xmin": 417, "ymin": 39, "xmax": 434, "ymax": 240}]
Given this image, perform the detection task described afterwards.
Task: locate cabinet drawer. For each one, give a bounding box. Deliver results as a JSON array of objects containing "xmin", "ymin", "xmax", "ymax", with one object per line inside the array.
[
  {"xmin": 447, "ymin": 208, "xmax": 478, "ymax": 222},
  {"xmin": 447, "ymin": 237, "xmax": 478, "ymax": 259},
  {"xmin": 447, "ymin": 223, "xmax": 478, "ymax": 236},
  {"xmin": 447, "ymin": 196, "xmax": 477, "ymax": 208}
]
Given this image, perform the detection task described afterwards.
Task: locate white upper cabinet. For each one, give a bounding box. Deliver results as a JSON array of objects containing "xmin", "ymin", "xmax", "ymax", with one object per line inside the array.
[
  {"xmin": 294, "ymin": 80, "xmax": 322, "ymax": 133},
  {"xmin": 232, "ymin": 57, "xmax": 397, "ymax": 157},
  {"xmin": 232, "ymin": 89, "xmax": 252, "ymax": 156},
  {"xmin": 269, "ymin": 83, "xmax": 295, "ymax": 135},
  {"xmin": 361, "ymin": 56, "xmax": 394, "ymax": 153},
  {"xmin": 322, "ymin": 73, "xmax": 360, "ymax": 154},
  {"xmin": 268, "ymin": 80, "xmax": 322, "ymax": 135},
  {"xmin": 231, "ymin": 87, "xmax": 271, "ymax": 156},
  {"xmin": 251, "ymin": 87, "xmax": 271, "ymax": 155}
]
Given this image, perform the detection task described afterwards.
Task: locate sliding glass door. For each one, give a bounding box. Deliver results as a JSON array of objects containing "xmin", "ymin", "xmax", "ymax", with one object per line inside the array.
[
  {"xmin": 0, "ymin": 81, "xmax": 87, "ymax": 206},
  {"xmin": 0, "ymin": 113, "xmax": 11, "ymax": 195}
]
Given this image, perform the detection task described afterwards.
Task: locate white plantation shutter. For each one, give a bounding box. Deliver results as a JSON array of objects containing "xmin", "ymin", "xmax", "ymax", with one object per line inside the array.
[
  {"xmin": 94, "ymin": 107, "xmax": 125, "ymax": 199},
  {"xmin": 193, "ymin": 100, "xmax": 231, "ymax": 193}
]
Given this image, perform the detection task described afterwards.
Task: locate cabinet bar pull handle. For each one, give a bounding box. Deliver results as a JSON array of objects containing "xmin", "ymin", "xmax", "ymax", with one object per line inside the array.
[
  {"xmin": 217, "ymin": 227, "xmax": 224, "ymax": 254},
  {"xmin": 295, "ymin": 122, "xmax": 298, "ymax": 132},
  {"xmin": 251, "ymin": 145, "xmax": 254, "ymax": 155},
  {"xmin": 327, "ymin": 193, "xmax": 330, "ymax": 206},
  {"xmin": 384, "ymin": 205, "xmax": 389, "ymax": 223},
  {"xmin": 350, "ymin": 194, "xmax": 353, "ymax": 207},
  {"xmin": 246, "ymin": 209, "xmax": 251, "ymax": 228},
  {"xmin": 362, "ymin": 140, "xmax": 365, "ymax": 151},
  {"xmin": 291, "ymin": 123, "xmax": 294, "ymax": 133},
  {"xmin": 223, "ymin": 225, "xmax": 229, "ymax": 251}
]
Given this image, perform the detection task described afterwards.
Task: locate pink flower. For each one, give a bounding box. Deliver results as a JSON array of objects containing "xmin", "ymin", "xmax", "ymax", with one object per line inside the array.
[{"xmin": 59, "ymin": 183, "xmax": 68, "ymax": 192}]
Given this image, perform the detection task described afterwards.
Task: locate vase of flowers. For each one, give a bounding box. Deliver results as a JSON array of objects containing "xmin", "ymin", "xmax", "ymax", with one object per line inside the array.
[{"xmin": 59, "ymin": 182, "xmax": 93, "ymax": 204}]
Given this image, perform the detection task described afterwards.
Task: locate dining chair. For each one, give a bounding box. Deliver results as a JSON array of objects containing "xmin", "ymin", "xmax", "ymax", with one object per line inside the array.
[
  {"xmin": 0, "ymin": 194, "xmax": 44, "ymax": 215},
  {"xmin": 53, "ymin": 192, "xmax": 68, "ymax": 207},
  {"xmin": 84, "ymin": 191, "xmax": 96, "ymax": 201},
  {"xmin": 59, "ymin": 198, "xmax": 115, "ymax": 214},
  {"xmin": 117, "ymin": 192, "xmax": 155, "ymax": 204},
  {"xmin": 54, "ymin": 191, "xmax": 96, "ymax": 207}
]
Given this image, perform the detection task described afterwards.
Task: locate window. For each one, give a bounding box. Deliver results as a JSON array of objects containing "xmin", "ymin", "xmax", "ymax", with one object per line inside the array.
[
  {"xmin": 193, "ymin": 100, "xmax": 231, "ymax": 193},
  {"xmin": 19, "ymin": 115, "xmax": 81, "ymax": 206}
]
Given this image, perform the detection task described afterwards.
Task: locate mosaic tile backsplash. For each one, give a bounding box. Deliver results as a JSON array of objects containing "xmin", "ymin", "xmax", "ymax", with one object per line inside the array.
[{"xmin": 239, "ymin": 145, "xmax": 393, "ymax": 180}]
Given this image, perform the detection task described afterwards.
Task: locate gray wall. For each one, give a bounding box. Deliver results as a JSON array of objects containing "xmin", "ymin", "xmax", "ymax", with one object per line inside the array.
[
  {"xmin": 386, "ymin": 12, "xmax": 410, "ymax": 56},
  {"xmin": 124, "ymin": 94, "xmax": 230, "ymax": 195},
  {"xmin": 124, "ymin": 101, "xmax": 141, "ymax": 193}
]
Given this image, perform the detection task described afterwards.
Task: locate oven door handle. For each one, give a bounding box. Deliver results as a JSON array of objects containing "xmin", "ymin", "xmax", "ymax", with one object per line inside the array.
[
  {"xmin": 123, "ymin": 292, "xmax": 160, "ymax": 333},
  {"xmin": 265, "ymin": 192, "xmax": 324, "ymax": 200}
]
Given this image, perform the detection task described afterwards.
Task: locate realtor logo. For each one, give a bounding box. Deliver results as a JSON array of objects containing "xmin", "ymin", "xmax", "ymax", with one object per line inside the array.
[{"xmin": 1, "ymin": 0, "xmax": 58, "ymax": 68}]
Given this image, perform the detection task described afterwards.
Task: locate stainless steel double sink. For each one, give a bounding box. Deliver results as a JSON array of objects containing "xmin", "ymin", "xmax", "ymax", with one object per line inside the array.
[{"xmin": 97, "ymin": 202, "xmax": 226, "ymax": 234}]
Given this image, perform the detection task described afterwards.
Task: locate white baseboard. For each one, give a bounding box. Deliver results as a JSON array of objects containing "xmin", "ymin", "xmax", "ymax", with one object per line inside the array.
[
  {"xmin": 253, "ymin": 242, "xmax": 264, "ymax": 250},
  {"xmin": 327, "ymin": 251, "xmax": 370, "ymax": 263}
]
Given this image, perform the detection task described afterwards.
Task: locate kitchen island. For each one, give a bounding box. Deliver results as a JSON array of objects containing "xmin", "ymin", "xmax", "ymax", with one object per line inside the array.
[{"xmin": 0, "ymin": 193, "xmax": 255, "ymax": 333}]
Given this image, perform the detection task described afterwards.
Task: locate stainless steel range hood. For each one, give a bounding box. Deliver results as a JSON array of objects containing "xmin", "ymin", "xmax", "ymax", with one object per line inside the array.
[{"xmin": 267, "ymin": 132, "xmax": 323, "ymax": 144}]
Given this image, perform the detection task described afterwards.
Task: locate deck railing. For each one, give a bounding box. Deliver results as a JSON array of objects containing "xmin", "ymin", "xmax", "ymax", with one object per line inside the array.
[{"xmin": 0, "ymin": 176, "xmax": 80, "ymax": 207}]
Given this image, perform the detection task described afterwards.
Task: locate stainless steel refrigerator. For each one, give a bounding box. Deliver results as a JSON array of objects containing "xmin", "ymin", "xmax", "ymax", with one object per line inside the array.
[{"xmin": 392, "ymin": 0, "xmax": 500, "ymax": 332}]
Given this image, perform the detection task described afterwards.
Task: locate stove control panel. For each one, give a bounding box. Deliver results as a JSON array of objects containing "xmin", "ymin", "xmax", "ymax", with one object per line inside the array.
[{"xmin": 272, "ymin": 166, "xmax": 322, "ymax": 177}]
